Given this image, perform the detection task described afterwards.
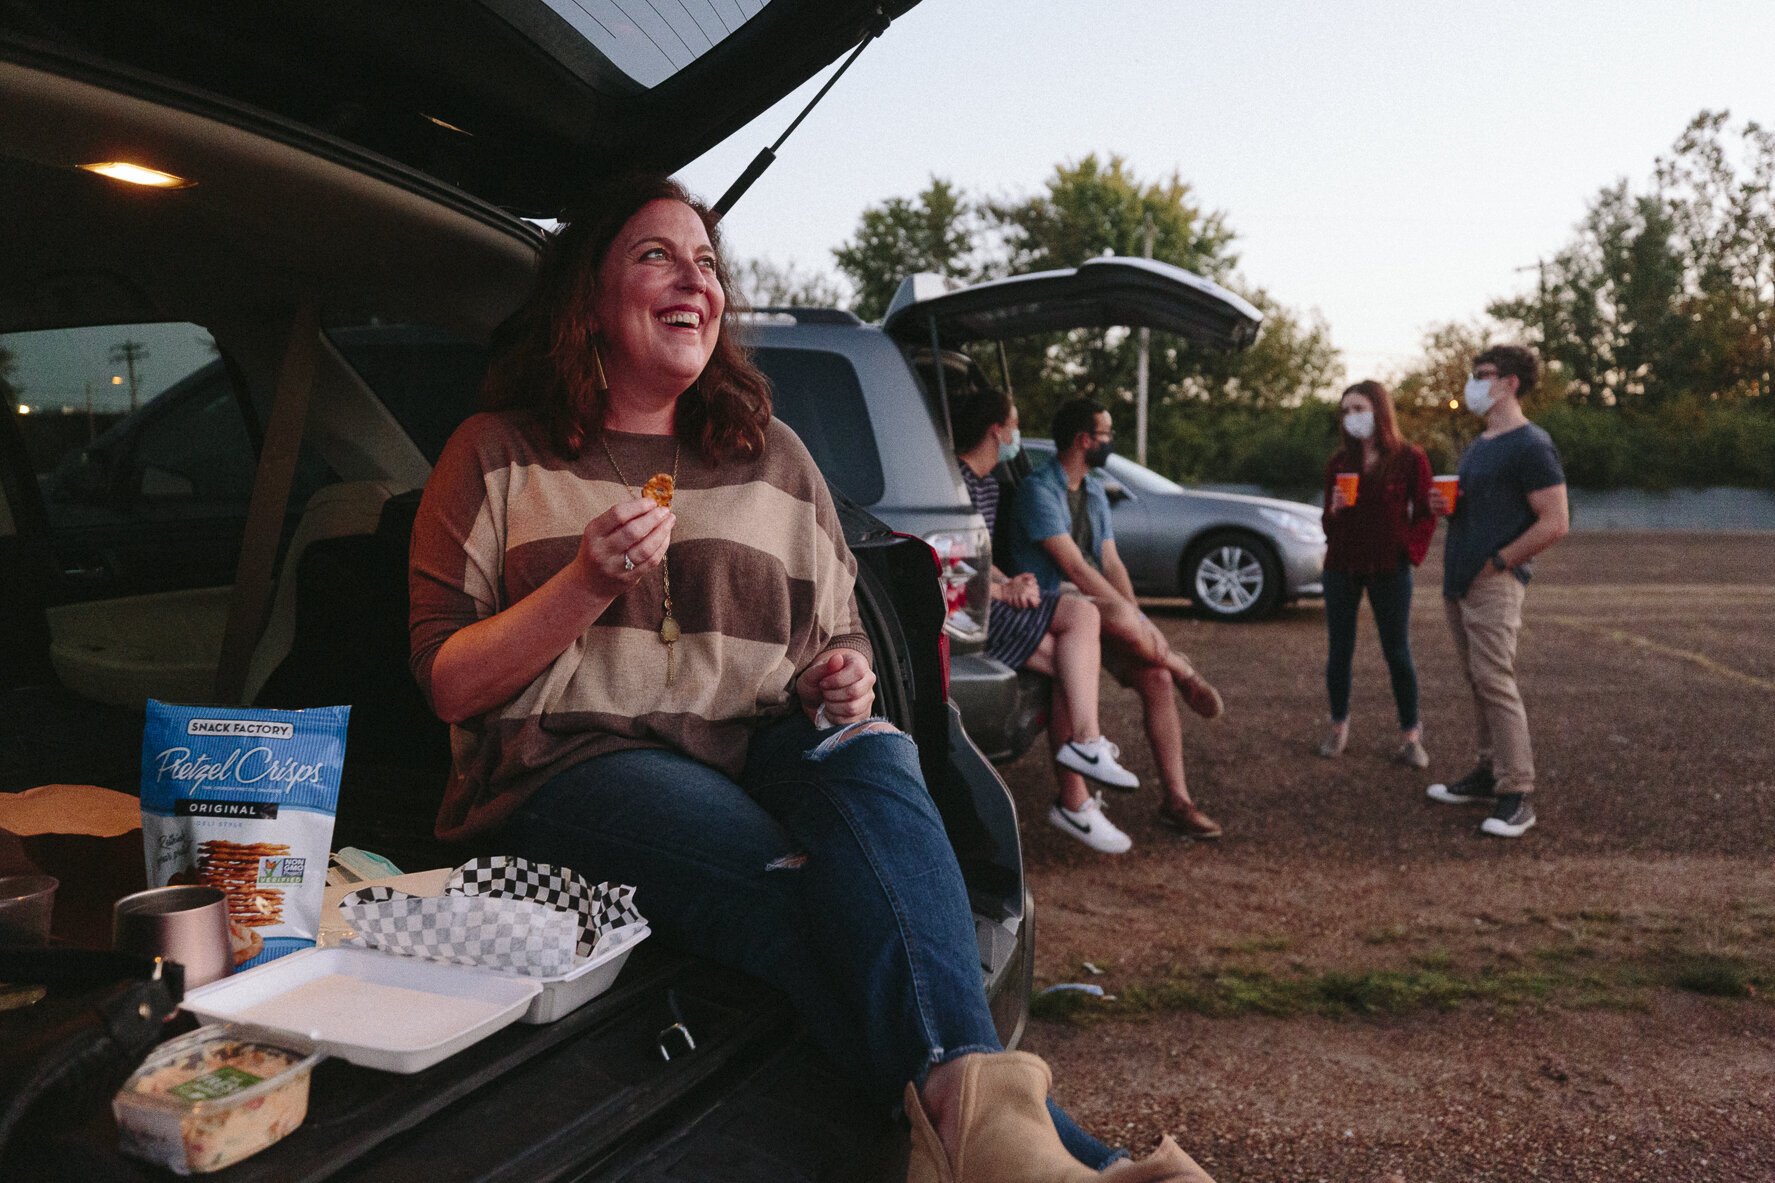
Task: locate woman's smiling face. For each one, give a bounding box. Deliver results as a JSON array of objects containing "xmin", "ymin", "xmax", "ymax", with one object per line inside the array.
[{"xmin": 592, "ymin": 198, "xmax": 725, "ymax": 399}]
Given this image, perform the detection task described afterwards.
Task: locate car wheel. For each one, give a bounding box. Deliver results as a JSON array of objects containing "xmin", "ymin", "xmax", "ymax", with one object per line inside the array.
[{"xmin": 1182, "ymin": 531, "xmax": 1282, "ymax": 621}]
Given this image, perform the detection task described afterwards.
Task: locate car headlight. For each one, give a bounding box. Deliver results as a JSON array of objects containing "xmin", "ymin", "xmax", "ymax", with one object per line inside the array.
[{"xmin": 1258, "ymin": 507, "xmax": 1326, "ymax": 545}]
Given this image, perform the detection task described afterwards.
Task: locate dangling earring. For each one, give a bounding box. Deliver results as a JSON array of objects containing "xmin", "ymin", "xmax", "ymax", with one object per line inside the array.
[{"xmin": 591, "ymin": 338, "xmax": 610, "ymax": 394}]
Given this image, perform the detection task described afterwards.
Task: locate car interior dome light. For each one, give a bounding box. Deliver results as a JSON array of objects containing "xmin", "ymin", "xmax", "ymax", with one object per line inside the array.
[{"xmin": 78, "ymin": 161, "xmax": 193, "ymax": 188}]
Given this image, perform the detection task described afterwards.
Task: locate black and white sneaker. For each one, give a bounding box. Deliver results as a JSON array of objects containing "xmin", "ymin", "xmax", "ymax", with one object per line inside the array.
[
  {"xmin": 1479, "ymin": 793, "xmax": 1536, "ymax": 838},
  {"xmin": 1047, "ymin": 793, "xmax": 1133, "ymax": 854},
  {"xmin": 1056, "ymin": 736, "xmax": 1140, "ymax": 791},
  {"xmin": 1426, "ymin": 763, "xmax": 1496, "ymax": 805}
]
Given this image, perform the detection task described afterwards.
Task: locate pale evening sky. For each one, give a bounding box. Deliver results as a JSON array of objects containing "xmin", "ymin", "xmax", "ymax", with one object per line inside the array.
[{"xmin": 681, "ymin": 0, "xmax": 1775, "ymax": 385}]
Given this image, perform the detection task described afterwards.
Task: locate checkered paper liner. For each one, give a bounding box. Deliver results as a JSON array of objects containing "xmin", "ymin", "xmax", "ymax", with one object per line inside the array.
[
  {"xmin": 445, "ymin": 855, "xmax": 645, "ymax": 958},
  {"xmin": 337, "ymin": 856, "xmax": 646, "ymax": 978}
]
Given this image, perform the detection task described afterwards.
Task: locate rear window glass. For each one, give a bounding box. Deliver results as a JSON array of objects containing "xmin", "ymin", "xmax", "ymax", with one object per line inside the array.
[
  {"xmin": 538, "ymin": 0, "xmax": 766, "ymax": 88},
  {"xmin": 754, "ymin": 346, "xmax": 884, "ymax": 506},
  {"xmin": 326, "ymin": 326, "xmax": 486, "ymax": 464}
]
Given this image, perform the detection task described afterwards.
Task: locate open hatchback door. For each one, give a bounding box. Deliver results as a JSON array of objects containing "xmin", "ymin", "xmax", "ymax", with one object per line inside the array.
[
  {"xmin": 882, "ymin": 256, "xmax": 1263, "ymax": 351},
  {"xmin": 0, "ymin": 0, "xmax": 917, "ymax": 216}
]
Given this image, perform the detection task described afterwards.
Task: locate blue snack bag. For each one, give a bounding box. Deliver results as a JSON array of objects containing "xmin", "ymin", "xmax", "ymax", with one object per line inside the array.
[{"xmin": 141, "ymin": 700, "xmax": 350, "ymax": 970}]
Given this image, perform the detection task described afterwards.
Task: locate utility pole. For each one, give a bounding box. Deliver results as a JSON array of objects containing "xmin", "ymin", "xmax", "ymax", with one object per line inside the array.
[
  {"xmin": 109, "ymin": 339, "xmax": 149, "ymax": 412},
  {"xmin": 85, "ymin": 381, "xmax": 95, "ymax": 440},
  {"xmin": 1135, "ymin": 212, "xmax": 1154, "ymax": 466}
]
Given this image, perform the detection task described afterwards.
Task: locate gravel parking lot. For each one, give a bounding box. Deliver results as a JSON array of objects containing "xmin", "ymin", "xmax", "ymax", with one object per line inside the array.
[{"xmin": 1007, "ymin": 532, "xmax": 1775, "ymax": 1182}]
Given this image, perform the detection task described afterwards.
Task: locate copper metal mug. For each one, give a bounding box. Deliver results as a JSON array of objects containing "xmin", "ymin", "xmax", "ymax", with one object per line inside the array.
[{"xmin": 113, "ymin": 885, "xmax": 233, "ymax": 989}]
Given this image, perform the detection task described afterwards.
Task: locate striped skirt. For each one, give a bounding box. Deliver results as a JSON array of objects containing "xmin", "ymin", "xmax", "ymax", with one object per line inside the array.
[{"xmin": 986, "ymin": 590, "xmax": 1062, "ymax": 670}]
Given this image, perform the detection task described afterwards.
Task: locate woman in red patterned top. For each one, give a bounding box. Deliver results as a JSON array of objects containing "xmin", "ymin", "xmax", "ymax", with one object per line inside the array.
[{"xmin": 1318, "ymin": 380, "xmax": 1436, "ymax": 767}]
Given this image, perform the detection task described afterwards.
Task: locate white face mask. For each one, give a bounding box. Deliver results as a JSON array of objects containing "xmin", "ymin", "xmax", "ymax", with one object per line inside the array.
[
  {"xmin": 1463, "ymin": 376, "xmax": 1495, "ymax": 416},
  {"xmin": 1343, "ymin": 410, "xmax": 1375, "ymax": 440}
]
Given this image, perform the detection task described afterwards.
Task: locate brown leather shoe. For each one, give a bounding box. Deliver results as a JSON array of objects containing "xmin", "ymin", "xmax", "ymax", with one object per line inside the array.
[
  {"xmin": 1157, "ymin": 800, "xmax": 1223, "ymax": 840},
  {"xmin": 1173, "ymin": 665, "xmax": 1224, "ymax": 720}
]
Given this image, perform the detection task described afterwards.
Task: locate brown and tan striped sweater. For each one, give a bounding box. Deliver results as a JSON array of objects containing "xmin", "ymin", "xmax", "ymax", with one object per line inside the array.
[{"xmin": 410, "ymin": 410, "xmax": 869, "ymax": 841}]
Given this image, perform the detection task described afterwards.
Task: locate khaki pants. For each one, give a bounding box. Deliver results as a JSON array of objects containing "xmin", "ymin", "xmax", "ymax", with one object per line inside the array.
[{"xmin": 1444, "ymin": 570, "xmax": 1535, "ymax": 795}]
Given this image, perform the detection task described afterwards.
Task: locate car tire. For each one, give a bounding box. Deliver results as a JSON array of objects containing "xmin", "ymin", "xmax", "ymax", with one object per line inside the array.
[{"xmin": 1182, "ymin": 530, "xmax": 1282, "ymax": 621}]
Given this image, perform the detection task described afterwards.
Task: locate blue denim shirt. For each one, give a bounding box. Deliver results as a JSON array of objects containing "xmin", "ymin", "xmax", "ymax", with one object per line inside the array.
[{"xmin": 1008, "ymin": 456, "xmax": 1114, "ymax": 592}]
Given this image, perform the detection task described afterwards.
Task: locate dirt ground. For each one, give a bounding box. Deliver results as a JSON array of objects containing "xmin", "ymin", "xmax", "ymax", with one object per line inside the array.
[{"xmin": 1007, "ymin": 532, "xmax": 1775, "ymax": 1182}]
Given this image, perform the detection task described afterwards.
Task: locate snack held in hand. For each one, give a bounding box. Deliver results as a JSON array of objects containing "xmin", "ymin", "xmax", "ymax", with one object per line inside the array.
[
  {"xmin": 640, "ymin": 471, "xmax": 675, "ymax": 507},
  {"xmin": 141, "ymin": 701, "xmax": 348, "ymax": 969}
]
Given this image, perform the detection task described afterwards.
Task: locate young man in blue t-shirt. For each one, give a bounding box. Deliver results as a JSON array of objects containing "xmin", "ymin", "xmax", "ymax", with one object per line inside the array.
[
  {"xmin": 1426, "ymin": 345, "xmax": 1570, "ymax": 837},
  {"xmin": 1008, "ymin": 398, "xmax": 1225, "ymax": 839}
]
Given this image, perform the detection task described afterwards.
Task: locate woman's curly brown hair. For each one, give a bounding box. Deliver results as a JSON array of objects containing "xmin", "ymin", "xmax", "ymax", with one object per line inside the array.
[{"xmin": 480, "ymin": 174, "xmax": 772, "ymax": 461}]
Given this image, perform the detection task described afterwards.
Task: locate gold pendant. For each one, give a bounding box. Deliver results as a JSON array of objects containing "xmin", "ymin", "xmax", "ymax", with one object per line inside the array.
[{"xmin": 661, "ymin": 615, "xmax": 679, "ymax": 684}]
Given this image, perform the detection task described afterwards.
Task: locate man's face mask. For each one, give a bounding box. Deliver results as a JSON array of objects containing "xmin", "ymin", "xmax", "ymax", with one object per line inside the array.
[
  {"xmin": 1464, "ymin": 376, "xmax": 1495, "ymax": 416},
  {"xmin": 996, "ymin": 427, "xmax": 1022, "ymax": 465},
  {"xmin": 1084, "ymin": 437, "xmax": 1114, "ymax": 468}
]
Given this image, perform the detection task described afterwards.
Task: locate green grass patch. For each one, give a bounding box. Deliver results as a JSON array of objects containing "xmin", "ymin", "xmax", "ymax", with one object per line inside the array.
[
  {"xmin": 1362, "ymin": 925, "xmax": 1412, "ymax": 946},
  {"xmin": 1533, "ymin": 942, "xmax": 1599, "ymax": 965},
  {"xmin": 1215, "ymin": 935, "xmax": 1290, "ymax": 955},
  {"xmin": 1033, "ymin": 951, "xmax": 1774, "ymax": 1025},
  {"xmin": 1665, "ymin": 953, "xmax": 1762, "ymax": 998}
]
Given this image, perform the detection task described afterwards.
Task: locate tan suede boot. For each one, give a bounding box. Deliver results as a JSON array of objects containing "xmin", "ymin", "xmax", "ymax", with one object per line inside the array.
[
  {"xmin": 903, "ymin": 1051, "xmax": 1098, "ymax": 1183},
  {"xmin": 903, "ymin": 1052, "xmax": 1219, "ymax": 1183},
  {"xmin": 1102, "ymin": 1135, "xmax": 1219, "ymax": 1182}
]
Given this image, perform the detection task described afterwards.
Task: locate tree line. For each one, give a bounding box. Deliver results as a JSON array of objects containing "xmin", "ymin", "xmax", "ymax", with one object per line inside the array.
[
  {"xmin": 747, "ymin": 114, "xmax": 1775, "ymax": 492},
  {"xmin": 1390, "ymin": 111, "xmax": 1775, "ymax": 488},
  {"xmin": 741, "ymin": 154, "xmax": 1342, "ymax": 487}
]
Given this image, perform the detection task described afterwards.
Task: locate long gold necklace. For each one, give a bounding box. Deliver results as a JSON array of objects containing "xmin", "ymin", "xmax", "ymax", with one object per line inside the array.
[{"xmin": 600, "ymin": 436, "xmax": 681, "ymax": 684}]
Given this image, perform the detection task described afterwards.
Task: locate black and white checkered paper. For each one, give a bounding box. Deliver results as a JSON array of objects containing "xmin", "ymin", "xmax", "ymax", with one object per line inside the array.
[
  {"xmin": 445, "ymin": 855, "xmax": 645, "ymax": 958},
  {"xmin": 338, "ymin": 856, "xmax": 645, "ymax": 977}
]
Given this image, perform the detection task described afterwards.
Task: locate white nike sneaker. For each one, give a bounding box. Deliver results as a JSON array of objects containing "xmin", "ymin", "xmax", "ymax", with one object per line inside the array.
[
  {"xmin": 1047, "ymin": 793, "xmax": 1134, "ymax": 854},
  {"xmin": 1055, "ymin": 735, "xmax": 1140, "ymax": 790}
]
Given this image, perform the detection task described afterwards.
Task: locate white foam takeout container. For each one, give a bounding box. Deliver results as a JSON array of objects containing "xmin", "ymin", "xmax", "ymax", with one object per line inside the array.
[
  {"xmin": 515, "ymin": 922, "xmax": 650, "ymax": 1024},
  {"xmin": 319, "ymin": 866, "xmax": 650, "ymax": 1026},
  {"xmin": 181, "ymin": 946, "xmax": 540, "ymax": 1074}
]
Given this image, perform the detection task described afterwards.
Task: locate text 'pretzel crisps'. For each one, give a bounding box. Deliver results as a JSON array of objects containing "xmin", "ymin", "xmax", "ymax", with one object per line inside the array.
[{"xmin": 141, "ymin": 701, "xmax": 349, "ymax": 971}]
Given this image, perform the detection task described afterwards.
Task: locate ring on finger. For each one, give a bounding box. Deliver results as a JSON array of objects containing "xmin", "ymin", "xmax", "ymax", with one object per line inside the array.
[{"xmin": 622, "ymin": 552, "xmax": 635, "ymax": 572}]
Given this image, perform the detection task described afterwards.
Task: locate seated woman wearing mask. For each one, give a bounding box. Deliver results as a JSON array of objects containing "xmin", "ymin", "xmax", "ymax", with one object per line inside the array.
[
  {"xmin": 1318, "ymin": 379, "xmax": 1435, "ymax": 766},
  {"xmin": 408, "ymin": 175, "xmax": 1211, "ymax": 1182},
  {"xmin": 950, "ymin": 380, "xmax": 1141, "ymax": 855}
]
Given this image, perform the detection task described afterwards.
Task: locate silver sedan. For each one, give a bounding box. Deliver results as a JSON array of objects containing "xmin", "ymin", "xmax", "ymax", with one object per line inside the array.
[{"xmin": 1020, "ymin": 440, "xmax": 1325, "ymax": 620}]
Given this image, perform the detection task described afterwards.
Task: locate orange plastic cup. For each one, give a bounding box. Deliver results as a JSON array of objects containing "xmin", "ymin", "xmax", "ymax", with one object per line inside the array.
[
  {"xmin": 1335, "ymin": 472, "xmax": 1359, "ymax": 507},
  {"xmin": 1433, "ymin": 474, "xmax": 1459, "ymax": 513}
]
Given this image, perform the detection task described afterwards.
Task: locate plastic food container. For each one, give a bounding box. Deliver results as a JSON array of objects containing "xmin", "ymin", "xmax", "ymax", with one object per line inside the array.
[
  {"xmin": 114, "ymin": 1025, "xmax": 320, "ymax": 1175},
  {"xmin": 517, "ymin": 923, "xmax": 650, "ymax": 1024},
  {"xmin": 181, "ymin": 945, "xmax": 540, "ymax": 1073}
]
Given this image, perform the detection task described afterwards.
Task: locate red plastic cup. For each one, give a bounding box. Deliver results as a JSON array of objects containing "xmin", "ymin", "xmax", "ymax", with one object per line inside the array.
[{"xmin": 1433, "ymin": 474, "xmax": 1459, "ymax": 514}]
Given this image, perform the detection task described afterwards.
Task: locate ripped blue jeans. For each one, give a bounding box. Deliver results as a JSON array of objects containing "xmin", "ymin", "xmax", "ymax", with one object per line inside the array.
[{"xmin": 504, "ymin": 710, "xmax": 1121, "ymax": 1169}]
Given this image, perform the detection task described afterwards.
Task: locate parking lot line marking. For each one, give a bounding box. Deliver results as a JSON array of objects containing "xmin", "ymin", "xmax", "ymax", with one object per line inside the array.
[{"xmin": 1539, "ymin": 614, "xmax": 1775, "ymax": 693}]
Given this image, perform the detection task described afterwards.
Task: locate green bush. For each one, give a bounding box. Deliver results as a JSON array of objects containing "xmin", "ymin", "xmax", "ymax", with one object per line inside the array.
[
  {"xmin": 1540, "ymin": 401, "xmax": 1775, "ymax": 489},
  {"xmin": 1134, "ymin": 397, "xmax": 1774, "ymax": 492}
]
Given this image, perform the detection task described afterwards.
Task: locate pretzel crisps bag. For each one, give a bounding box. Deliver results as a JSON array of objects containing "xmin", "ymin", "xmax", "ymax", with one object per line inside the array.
[{"xmin": 141, "ymin": 701, "xmax": 350, "ymax": 970}]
